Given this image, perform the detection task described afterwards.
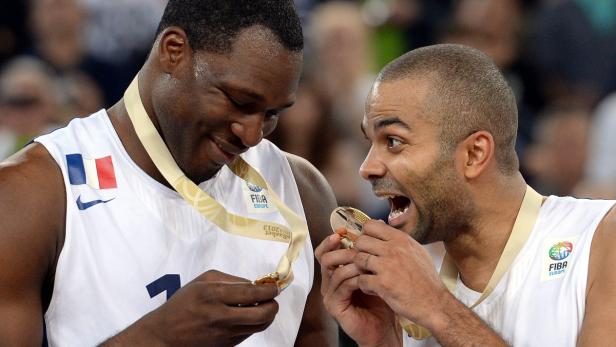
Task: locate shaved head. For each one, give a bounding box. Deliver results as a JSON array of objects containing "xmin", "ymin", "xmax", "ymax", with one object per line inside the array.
[{"xmin": 378, "ymin": 44, "xmax": 519, "ymax": 174}]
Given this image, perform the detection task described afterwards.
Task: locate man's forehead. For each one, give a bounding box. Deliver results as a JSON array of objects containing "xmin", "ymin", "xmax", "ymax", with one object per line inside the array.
[
  {"xmin": 228, "ymin": 25, "xmax": 302, "ymax": 62},
  {"xmin": 362, "ymin": 77, "xmax": 436, "ymax": 132},
  {"xmin": 367, "ymin": 77, "xmax": 432, "ymax": 104},
  {"xmin": 192, "ymin": 25, "xmax": 302, "ymax": 66},
  {"xmin": 192, "ymin": 27, "xmax": 302, "ymax": 104}
]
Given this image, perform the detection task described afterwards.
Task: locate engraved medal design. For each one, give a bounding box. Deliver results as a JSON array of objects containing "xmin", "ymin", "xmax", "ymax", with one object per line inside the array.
[{"xmin": 329, "ymin": 207, "xmax": 371, "ymax": 249}]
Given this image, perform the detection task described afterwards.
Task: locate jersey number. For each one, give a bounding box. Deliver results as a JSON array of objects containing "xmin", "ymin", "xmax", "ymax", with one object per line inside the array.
[{"xmin": 146, "ymin": 274, "xmax": 181, "ymax": 300}]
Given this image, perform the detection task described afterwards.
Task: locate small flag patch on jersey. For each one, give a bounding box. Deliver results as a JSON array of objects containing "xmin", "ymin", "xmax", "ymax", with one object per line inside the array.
[{"xmin": 66, "ymin": 153, "xmax": 117, "ymax": 189}]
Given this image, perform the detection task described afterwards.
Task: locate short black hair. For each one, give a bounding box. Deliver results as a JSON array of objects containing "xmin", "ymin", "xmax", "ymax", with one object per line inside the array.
[
  {"xmin": 156, "ymin": 0, "xmax": 303, "ymax": 53},
  {"xmin": 379, "ymin": 44, "xmax": 519, "ymax": 174}
]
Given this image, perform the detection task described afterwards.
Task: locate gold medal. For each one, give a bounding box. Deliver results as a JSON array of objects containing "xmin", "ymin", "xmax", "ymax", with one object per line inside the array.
[
  {"xmin": 329, "ymin": 206, "xmax": 371, "ymax": 248},
  {"xmin": 329, "ymin": 206, "xmax": 432, "ymax": 340}
]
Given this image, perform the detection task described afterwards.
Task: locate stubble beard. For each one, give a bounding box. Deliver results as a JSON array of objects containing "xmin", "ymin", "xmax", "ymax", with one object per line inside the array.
[{"xmin": 409, "ymin": 155, "xmax": 476, "ymax": 244}]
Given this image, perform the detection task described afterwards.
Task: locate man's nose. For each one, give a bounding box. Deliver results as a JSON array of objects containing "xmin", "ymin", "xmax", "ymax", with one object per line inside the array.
[
  {"xmin": 359, "ymin": 146, "xmax": 387, "ymax": 181},
  {"xmin": 230, "ymin": 113, "xmax": 265, "ymax": 148}
]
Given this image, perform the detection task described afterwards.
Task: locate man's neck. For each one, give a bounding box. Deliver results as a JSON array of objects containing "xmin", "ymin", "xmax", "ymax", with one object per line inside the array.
[
  {"xmin": 106, "ymin": 70, "xmax": 170, "ymax": 188},
  {"xmin": 443, "ymin": 174, "xmax": 527, "ymax": 293}
]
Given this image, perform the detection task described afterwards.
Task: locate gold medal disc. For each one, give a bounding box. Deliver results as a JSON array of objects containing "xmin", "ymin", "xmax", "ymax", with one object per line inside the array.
[{"xmin": 329, "ymin": 207, "xmax": 371, "ymax": 249}]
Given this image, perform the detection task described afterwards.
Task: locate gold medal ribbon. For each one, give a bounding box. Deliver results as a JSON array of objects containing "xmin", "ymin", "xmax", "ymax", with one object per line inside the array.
[
  {"xmin": 401, "ymin": 185, "xmax": 543, "ymax": 339},
  {"xmin": 123, "ymin": 76, "xmax": 308, "ymax": 290}
]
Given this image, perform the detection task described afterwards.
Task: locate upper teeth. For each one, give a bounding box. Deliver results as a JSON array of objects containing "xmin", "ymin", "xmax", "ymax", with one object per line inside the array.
[{"xmin": 377, "ymin": 194, "xmax": 398, "ymax": 200}]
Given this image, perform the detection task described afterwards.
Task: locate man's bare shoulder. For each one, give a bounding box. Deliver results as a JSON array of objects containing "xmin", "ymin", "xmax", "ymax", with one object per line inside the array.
[
  {"xmin": 593, "ymin": 203, "xmax": 616, "ymax": 250},
  {"xmin": 579, "ymin": 202, "xmax": 616, "ymax": 343},
  {"xmin": 0, "ymin": 143, "xmax": 66, "ymax": 344},
  {"xmin": 284, "ymin": 152, "xmax": 337, "ymax": 247},
  {"xmin": 2, "ymin": 142, "xmax": 57, "ymax": 177},
  {"xmin": 587, "ymin": 202, "xmax": 616, "ymax": 294},
  {"xmin": 0, "ymin": 143, "xmax": 65, "ymax": 209},
  {"xmin": 0, "ymin": 142, "xmax": 65, "ymax": 283},
  {"xmin": 284, "ymin": 149, "xmax": 339, "ymax": 346},
  {"xmin": 590, "ymin": 204, "xmax": 616, "ymax": 264}
]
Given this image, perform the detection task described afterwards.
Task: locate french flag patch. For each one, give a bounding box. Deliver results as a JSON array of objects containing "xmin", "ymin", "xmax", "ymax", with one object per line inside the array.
[{"xmin": 66, "ymin": 153, "xmax": 117, "ymax": 189}]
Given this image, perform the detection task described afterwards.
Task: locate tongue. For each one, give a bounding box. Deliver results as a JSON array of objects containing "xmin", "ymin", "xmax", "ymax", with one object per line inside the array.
[{"xmin": 388, "ymin": 204, "xmax": 410, "ymax": 224}]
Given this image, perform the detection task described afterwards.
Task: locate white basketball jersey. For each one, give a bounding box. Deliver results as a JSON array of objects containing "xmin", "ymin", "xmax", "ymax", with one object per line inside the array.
[
  {"xmin": 36, "ymin": 110, "xmax": 314, "ymax": 346},
  {"xmin": 405, "ymin": 195, "xmax": 614, "ymax": 347}
]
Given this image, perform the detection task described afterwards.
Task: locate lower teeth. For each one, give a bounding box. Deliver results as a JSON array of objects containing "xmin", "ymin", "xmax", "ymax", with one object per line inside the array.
[{"xmin": 389, "ymin": 206, "xmax": 409, "ymax": 219}]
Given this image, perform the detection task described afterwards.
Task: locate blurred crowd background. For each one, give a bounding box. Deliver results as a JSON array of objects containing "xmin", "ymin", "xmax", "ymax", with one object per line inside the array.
[
  {"xmin": 2, "ymin": 0, "xmax": 616, "ymax": 220},
  {"xmin": 1, "ymin": 0, "xmax": 616, "ymax": 345}
]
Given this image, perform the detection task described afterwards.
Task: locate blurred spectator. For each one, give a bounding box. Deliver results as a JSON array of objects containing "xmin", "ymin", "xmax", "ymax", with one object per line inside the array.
[
  {"xmin": 80, "ymin": 0, "xmax": 165, "ymax": 65},
  {"xmin": 29, "ymin": 0, "xmax": 86, "ymax": 72},
  {"xmin": 52, "ymin": 71, "xmax": 104, "ymax": 124},
  {"xmin": 294, "ymin": 0, "xmax": 327, "ymax": 25},
  {"xmin": 80, "ymin": 0, "xmax": 167, "ymax": 106},
  {"xmin": 575, "ymin": 93, "xmax": 616, "ymax": 199},
  {"xmin": 444, "ymin": 0, "xmax": 522, "ymax": 68},
  {"xmin": 78, "ymin": 0, "xmax": 166, "ymax": 103},
  {"xmin": 0, "ymin": 57, "xmax": 59, "ymax": 159},
  {"xmin": 270, "ymin": 83, "xmax": 330, "ymax": 167},
  {"xmin": 309, "ymin": 1, "xmax": 375, "ymax": 134},
  {"xmin": 0, "ymin": 1, "xmax": 31, "ymax": 67},
  {"xmin": 523, "ymin": 105, "xmax": 590, "ymax": 196},
  {"xmin": 26, "ymin": 0, "xmax": 128, "ymax": 107},
  {"xmin": 269, "ymin": 76, "xmax": 378, "ymax": 213},
  {"xmin": 305, "ymin": 1, "xmax": 385, "ymax": 215},
  {"xmin": 529, "ymin": 0, "xmax": 616, "ymax": 107},
  {"xmin": 362, "ymin": 0, "xmax": 453, "ymax": 69},
  {"xmin": 439, "ymin": 0, "xmax": 541, "ymax": 165}
]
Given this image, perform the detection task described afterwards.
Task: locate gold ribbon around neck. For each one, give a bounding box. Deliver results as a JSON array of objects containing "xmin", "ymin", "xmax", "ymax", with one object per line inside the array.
[
  {"xmin": 401, "ymin": 185, "xmax": 543, "ymax": 339},
  {"xmin": 123, "ymin": 76, "xmax": 308, "ymax": 290}
]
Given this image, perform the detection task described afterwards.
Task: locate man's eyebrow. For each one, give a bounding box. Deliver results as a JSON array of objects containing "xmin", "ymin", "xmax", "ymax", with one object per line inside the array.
[
  {"xmin": 222, "ymin": 83, "xmax": 295, "ymax": 110},
  {"xmin": 374, "ymin": 117, "xmax": 411, "ymax": 131},
  {"xmin": 222, "ymin": 83, "xmax": 265, "ymax": 101}
]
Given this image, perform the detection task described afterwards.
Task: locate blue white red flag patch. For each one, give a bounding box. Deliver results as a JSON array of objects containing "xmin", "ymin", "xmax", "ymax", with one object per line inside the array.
[{"xmin": 66, "ymin": 153, "xmax": 117, "ymax": 189}]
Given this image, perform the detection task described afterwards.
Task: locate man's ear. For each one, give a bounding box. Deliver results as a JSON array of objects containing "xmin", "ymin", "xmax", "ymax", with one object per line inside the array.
[
  {"xmin": 458, "ymin": 130, "xmax": 495, "ymax": 179},
  {"xmin": 157, "ymin": 27, "xmax": 191, "ymax": 74}
]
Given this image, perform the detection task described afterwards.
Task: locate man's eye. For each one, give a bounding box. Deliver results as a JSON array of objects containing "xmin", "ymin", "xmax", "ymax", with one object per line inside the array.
[
  {"xmin": 265, "ymin": 110, "xmax": 279, "ymax": 118},
  {"xmin": 387, "ymin": 137, "xmax": 403, "ymax": 148},
  {"xmin": 223, "ymin": 91, "xmax": 247, "ymax": 108},
  {"xmin": 228, "ymin": 96, "xmax": 245, "ymax": 107}
]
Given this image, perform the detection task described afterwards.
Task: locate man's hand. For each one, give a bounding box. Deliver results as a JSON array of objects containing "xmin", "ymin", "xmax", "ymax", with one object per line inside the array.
[
  {"xmin": 352, "ymin": 220, "xmax": 449, "ymax": 331},
  {"xmin": 102, "ymin": 270, "xmax": 279, "ymax": 347},
  {"xmin": 352, "ymin": 221, "xmax": 508, "ymax": 346},
  {"xmin": 315, "ymin": 232, "xmax": 400, "ymax": 347}
]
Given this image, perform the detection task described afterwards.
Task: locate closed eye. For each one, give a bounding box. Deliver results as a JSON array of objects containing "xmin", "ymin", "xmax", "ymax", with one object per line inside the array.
[
  {"xmin": 227, "ymin": 95, "xmax": 248, "ymax": 108},
  {"xmin": 221, "ymin": 89, "xmax": 252, "ymax": 109}
]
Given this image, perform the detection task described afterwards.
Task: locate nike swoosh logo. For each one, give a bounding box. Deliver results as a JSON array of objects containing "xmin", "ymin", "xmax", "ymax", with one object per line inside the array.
[{"xmin": 76, "ymin": 195, "xmax": 115, "ymax": 210}]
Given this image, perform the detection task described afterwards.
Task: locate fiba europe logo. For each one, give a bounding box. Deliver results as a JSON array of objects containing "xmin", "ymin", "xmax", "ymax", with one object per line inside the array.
[
  {"xmin": 549, "ymin": 241, "xmax": 573, "ymax": 261},
  {"xmin": 243, "ymin": 181, "xmax": 271, "ymax": 212},
  {"xmin": 542, "ymin": 237, "xmax": 578, "ymax": 281},
  {"xmin": 246, "ymin": 182, "xmax": 263, "ymax": 193}
]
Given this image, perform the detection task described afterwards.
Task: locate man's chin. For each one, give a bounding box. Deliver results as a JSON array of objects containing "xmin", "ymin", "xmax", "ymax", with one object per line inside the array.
[
  {"xmin": 183, "ymin": 160, "xmax": 224, "ymax": 184},
  {"xmin": 395, "ymin": 222, "xmax": 420, "ymax": 240},
  {"xmin": 407, "ymin": 225, "xmax": 431, "ymax": 244}
]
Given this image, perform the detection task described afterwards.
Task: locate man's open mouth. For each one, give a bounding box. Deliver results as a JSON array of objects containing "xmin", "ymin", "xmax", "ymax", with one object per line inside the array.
[{"xmin": 377, "ymin": 193, "xmax": 412, "ymax": 226}]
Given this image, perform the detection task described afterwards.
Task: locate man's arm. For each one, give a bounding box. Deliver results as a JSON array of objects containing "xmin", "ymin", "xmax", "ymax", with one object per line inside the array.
[
  {"xmin": 0, "ymin": 144, "xmax": 66, "ymax": 345},
  {"xmin": 577, "ymin": 206, "xmax": 616, "ymax": 345},
  {"xmin": 410, "ymin": 292, "xmax": 508, "ymax": 346},
  {"xmin": 286, "ymin": 153, "xmax": 338, "ymax": 346}
]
